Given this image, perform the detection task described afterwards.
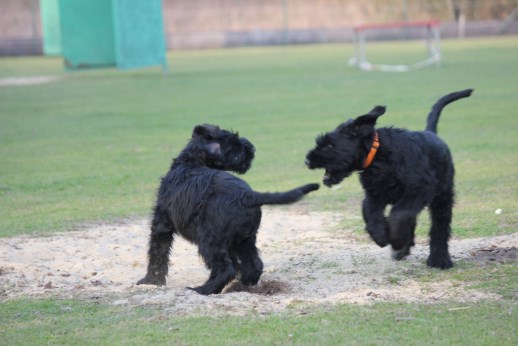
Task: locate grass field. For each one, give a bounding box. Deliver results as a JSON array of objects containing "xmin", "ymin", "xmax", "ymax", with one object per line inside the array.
[
  {"xmin": 1, "ymin": 37, "xmax": 517, "ymax": 238},
  {"xmin": 1, "ymin": 299, "xmax": 516, "ymax": 345},
  {"xmin": 1, "ymin": 36, "xmax": 517, "ymax": 344}
]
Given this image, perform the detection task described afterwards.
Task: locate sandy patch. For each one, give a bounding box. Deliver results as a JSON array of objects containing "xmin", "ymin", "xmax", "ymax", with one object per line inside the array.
[
  {"xmin": 1, "ymin": 207, "xmax": 516, "ymax": 316},
  {"xmin": 0, "ymin": 76, "xmax": 61, "ymax": 87}
]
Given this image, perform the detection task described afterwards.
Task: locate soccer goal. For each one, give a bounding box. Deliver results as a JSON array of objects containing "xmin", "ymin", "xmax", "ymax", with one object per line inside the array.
[{"xmin": 349, "ymin": 20, "xmax": 441, "ymax": 72}]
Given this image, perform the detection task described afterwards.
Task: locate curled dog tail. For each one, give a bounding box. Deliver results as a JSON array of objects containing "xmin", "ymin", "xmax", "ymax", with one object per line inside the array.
[
  {"xmin": 243, "ymin": 183, "xmax": 319, "ymax": 208},
  {"xmin": 426, "ymin": 89, "xmax": 473, "ymax": 133}
]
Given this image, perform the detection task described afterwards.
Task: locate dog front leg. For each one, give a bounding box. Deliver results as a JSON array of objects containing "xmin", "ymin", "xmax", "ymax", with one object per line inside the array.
[
  {"xmin": 137, "ymin": 214, "xmax": 174, "ymax": 286},
  {"xmin": 362, "ymin": 197, "xmax": 389, "ymax": 247}
]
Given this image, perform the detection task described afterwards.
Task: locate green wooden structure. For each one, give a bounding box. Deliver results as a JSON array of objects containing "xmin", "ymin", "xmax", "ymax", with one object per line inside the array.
[
  {"xmin": 41, "ymin": 0, "xmax": 167, "ymax": 71},
  {"xmin": 40, "ymin": 0, "xmax": 62, "ymax": 56}
]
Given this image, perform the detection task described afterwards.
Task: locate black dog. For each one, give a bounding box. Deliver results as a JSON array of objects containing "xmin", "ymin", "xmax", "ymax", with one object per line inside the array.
[
  {"xmin": 137, "ymin": 124, "xmax": 319, "ymax": 294},
  {"xmin": 305, "ymin": 89, "xmax": 473, "ymax": 269}
]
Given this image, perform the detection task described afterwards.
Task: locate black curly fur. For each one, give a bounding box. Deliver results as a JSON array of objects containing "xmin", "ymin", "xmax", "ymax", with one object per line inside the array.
[
  {"xmin": 306, "ymin": 90, "xmax": 473, "ymax": 269},
  {"xmin": 137, "ymin": 124, "xmax": 319, "ymax": 294}
]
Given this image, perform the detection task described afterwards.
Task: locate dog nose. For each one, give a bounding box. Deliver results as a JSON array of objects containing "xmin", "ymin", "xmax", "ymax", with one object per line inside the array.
[{"xmin": 304, "ymin": 159, "xmax": 310, "ymax": 167}]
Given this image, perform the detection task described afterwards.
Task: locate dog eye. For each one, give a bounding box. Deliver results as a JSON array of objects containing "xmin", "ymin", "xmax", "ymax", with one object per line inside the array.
[{"xmin": 326, "ymin": 144, "xmax": 334, "ymax": 149}]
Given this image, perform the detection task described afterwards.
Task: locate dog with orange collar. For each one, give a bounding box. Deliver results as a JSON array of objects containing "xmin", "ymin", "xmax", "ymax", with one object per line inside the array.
[{"xmin": 305, "ymin": 89, "xmax": 473, "ymax": 269}]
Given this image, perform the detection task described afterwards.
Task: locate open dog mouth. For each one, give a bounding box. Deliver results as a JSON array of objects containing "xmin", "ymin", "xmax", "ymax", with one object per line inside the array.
[
  {"xmin": 323, "ymin": 170, "xmax": 335, "ymax": 187},
  {"xmin": 306, "ymin": 158, "xmax": 346, "ymax": 187},
  {"xmin": 323, "ymin": 171, "xmax": 331, "ymax": 181},
  {"xmin": 323, "ymin": 169, "xmax": 352, "ymax": 187}
]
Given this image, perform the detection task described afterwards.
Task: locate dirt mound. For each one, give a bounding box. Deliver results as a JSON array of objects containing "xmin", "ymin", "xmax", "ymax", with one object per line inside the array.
[
  {"xmin": 469, "ymin": 246, "xmax": 517, "ymax": 264},
  {"xmin": 1, "ymin": 207, "xmax": 516, "ymax": 316},
  {"xmin": 225, "ymin": 279, "xmax": 291, "ymax": 295}
]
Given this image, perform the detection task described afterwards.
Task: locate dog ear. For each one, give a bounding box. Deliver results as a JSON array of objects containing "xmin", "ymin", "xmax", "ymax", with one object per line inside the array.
[
  {"xmin": 205, "ymin": 142, "xmax": 221, "ymax": 155},
  {"xmin": 352, "ymin": 106, "xmax": 385, "ymax": 137},
  {"xmin": 193, "ymin": 125, "xmax": 223, "ymax": 157},
  {"xmin": 192, "ymin": 124, "xmax": 221, "ymax": 139}
]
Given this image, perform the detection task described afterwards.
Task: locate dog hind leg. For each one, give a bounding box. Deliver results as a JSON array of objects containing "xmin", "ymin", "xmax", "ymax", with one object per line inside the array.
[
  {"xmin": 388, "ymin": 210, "xmax": 417, "ymax": 260},
  {"xmin": 388, "ymin": 198, "xmax": 426, "ymax": 260},
  {"xmin": 236, "ymin": 235, "xmax": 263, "ymax": 286},
  {"xmin": 427, "ymin": 192, "xmax": 454, "ymax": 269},
  {"xmin": 190, "ymin": 245, "xmax": 237, "ymax": 295}
]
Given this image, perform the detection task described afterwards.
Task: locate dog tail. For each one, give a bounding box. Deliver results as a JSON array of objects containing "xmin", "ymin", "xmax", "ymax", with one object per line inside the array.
[
  {"xmin": 426, "ymin": 89, "xmax": 473, "ymax": 133},
  {"xmin": 243, "ymin": 183, "xmax": 319, "ymax": 207}
]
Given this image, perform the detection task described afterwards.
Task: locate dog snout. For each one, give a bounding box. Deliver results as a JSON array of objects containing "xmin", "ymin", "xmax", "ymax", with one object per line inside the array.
[{"xmin": 241, "ymin": 138, "xmax": 255, "ymax": 153}]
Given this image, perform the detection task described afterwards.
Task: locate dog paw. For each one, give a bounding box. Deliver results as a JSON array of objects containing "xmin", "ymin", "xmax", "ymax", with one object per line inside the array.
[
  {"xmin": 427, "ymin": 254, "xmax": 454, "ymax": 269},
  {"xmin": 392, "ymin": 245, "xmax": 411, "ymax": 261},
  {"xmin": 371, "ymin": 233, "xmax": 389, "ymax": 247},
  {"xmin": 187, "ymin": 286, "xmax": 213, "ymax": 295},
  {"xmin": 136, "ymin": 275, "xmax": 166, "ymax": 286},
  {"xmin": 240, "ymin": 273, "xmax": 261, "ymax": 286}
]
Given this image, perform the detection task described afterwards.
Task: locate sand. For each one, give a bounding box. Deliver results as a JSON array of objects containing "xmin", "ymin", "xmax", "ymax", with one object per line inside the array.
[
  {"xmin": 0, "ymin": 76, "xmax": 62, "ymax": 87},
  {"xmin": 1, "ymin": 207, "xmax": 516, "ymax": 316}
]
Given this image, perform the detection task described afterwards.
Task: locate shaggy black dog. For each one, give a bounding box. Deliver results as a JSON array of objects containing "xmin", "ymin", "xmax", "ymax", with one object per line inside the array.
[
  {"xmin": 305, "ymin": 89, "xmax": 473, "ymax": 269},
  {"xmin": 137, "ymin": 124, "xmax": 319, "ymax": 294}
]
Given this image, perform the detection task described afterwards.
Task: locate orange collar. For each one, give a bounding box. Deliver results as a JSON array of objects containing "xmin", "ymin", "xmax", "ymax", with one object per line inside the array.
[{"xmin": 362, "ymin": 132, "xmax": 379, "ymax": 169}]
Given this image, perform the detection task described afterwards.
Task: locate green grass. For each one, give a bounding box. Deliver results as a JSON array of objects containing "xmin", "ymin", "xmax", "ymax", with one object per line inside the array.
[
  {"xmin": 1, "ymin": 298, "xmax": 516, "ymax": 345},
  {"xmin": 1, "ymin": 37, "xmax": 518, "ymax": 238},
  {"xmin": 1, "ymin": 260, "xmax": 516, "ymax": 345},
  {"xmin": 1, "ymin": 35, "xmax": 518, "ymax": 345}
]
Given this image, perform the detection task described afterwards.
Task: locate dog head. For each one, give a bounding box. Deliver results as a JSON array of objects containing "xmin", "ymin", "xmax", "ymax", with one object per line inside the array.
[
  {"xmin": 305, "ymin": 106, "xmax": 385, "ymax": 187},
  {"xmin": 189, "ymin": 124, "xmax": 255, "ymax": 174}
]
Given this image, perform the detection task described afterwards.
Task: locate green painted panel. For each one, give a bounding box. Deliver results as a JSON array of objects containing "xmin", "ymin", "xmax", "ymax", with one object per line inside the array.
[
  {"xmin": 40, "ymin": 0, "xmax": 62, "ymax": 55},
  {"xmin": 59, "ymin": 0, "xmax": 116, "ymax": 69},
  {"xmin": 112, "ymin": 0, "xmax": 167, "ymax": 70}
]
